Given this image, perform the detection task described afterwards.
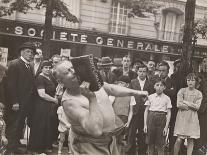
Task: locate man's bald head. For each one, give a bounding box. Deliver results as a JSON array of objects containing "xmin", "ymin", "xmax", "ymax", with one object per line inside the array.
[{"xmin": 54, "ymin": 60, "xmax": 79, "ymax": 89}]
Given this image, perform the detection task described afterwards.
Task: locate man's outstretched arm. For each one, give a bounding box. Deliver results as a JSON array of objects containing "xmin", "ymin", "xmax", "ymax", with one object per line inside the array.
[{"xmin": 103, "ymin": 82, "xmax": 148, "ymax": 97}]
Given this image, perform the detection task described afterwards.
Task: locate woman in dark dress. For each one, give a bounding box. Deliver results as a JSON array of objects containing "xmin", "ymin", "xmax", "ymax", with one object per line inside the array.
[{"xmin": 29, "ymin": 60, "xmax": 58, "ymax": 154}]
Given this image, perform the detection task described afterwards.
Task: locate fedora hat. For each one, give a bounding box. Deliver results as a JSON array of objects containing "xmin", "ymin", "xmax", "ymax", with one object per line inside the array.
[
  {"xmin": 97, "ymin": 57, "xmax": 113, "ymax": 66},
  {"xmin": 19, "ymin": 42, "xmax": 37, "ymax": 54}
]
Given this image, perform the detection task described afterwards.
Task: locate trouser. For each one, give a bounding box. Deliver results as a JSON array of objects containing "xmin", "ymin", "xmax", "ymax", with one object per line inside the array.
[
  {"xmin": 126, "ymin": 111, "xmax": 147, "ymax": 155},
  {"xmin": 5, "ymin": 105, "xmax": 31, "ymax": 152},
  {"xmin": 69, "ymin": 129, "xmax": 119, "ymax": 155}
]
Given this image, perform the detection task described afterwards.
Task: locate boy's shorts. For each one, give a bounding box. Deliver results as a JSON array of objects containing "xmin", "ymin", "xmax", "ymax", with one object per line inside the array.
[{"xmin": 146, "ymin": 111, "xmax": 166, "ymax": 147}]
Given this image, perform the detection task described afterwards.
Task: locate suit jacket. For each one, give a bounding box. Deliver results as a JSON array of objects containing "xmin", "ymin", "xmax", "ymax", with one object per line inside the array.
[
  {"xmin": 130, "ymin": 78, "xmax": 153, "ymax": 115},
  {"xmin": 6, "ymin": 58, "xmax": 34, "ymax": 109},
  {"xmin": 113, "ymin": 68, "xmax": 137, "ymax": 81},
  {"xmin": 100, "ymin": 70, "xmax": 117, "ymax": 84}
]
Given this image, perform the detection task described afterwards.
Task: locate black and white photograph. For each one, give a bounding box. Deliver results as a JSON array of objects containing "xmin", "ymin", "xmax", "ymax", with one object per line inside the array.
[{"xmin": 0, "ymin": 0, "xmax": 207, "ymax": 155}]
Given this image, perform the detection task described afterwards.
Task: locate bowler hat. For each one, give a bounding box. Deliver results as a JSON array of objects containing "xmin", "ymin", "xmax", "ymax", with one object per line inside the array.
[
  {"xmin": 19, "ymin": 42, "xmax": 37, "ymax": 54},
  {"xmin": 97, "ymin": 57, "xmax": 113, "ymax": 66}
]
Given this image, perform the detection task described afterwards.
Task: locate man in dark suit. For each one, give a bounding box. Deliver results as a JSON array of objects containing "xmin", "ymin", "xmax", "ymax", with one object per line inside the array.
[
  {"xmin": 126, "ymin": 64, "xmax": 153, "ymax": 155},
  {"xmin": 157, "ymin": 61, "xmax": 176, "ymax": 153},
  {"xmin": 5, "ymin": 42, "xmax": 37, "ymax": 155}
]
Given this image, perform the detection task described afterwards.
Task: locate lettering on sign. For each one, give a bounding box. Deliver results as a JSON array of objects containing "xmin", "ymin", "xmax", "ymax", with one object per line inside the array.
[{"xmin": 1, "ymin": 19, "xmax": 207, "ymax": 57}]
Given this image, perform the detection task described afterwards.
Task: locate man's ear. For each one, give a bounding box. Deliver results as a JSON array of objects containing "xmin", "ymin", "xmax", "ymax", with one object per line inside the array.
[{"xmin": 163, "ymin": 85, "xmax": 166, "ymax": 90}]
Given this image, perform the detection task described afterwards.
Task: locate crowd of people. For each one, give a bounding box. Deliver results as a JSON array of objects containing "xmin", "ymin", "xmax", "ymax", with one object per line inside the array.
[{"xmin": 0, "ymin": 41, "xmax": 207, "ymax": 155}]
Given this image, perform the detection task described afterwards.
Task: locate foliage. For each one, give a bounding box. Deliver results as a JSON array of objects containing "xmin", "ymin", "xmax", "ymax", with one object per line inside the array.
[
  {"xmin": 112, "ymin": 0, "xmax": 161, "ymax": 18},
  {"xmin": 0, "ymin": 0, "xmax": 78, "ymax": 23},
  {"xmin": 194, "ymin": 17, "xmax": 207, "ymax": 39}
]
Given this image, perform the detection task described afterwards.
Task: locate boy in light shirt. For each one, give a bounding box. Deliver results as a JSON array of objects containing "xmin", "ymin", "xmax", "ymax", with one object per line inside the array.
[{"xmin": 144, "ymin": 78, "xmax": 172, "ymax": 155}]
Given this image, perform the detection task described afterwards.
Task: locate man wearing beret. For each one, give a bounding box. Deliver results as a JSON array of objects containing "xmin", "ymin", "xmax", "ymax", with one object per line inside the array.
[{"xmin": 5, "ymin": 42, "xmax": 37, "ymax": 155}]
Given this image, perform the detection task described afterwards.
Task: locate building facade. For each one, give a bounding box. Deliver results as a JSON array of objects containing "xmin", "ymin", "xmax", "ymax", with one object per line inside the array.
[{"xmin": 0, "ymin": 0, "xmax": 207, "ymax": 65}]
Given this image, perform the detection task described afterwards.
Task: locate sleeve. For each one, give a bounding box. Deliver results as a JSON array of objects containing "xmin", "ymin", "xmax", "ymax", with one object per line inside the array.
[
  {"xmin": 6, "ymin": 62, "xmax": 19, "ymax": 105},
  {"xmin": 177, "ymin": 88, "xmax": 188, "ymax": 109},
  {"xmin": 35, "ymin": 76, "xmax": 45, "ymax": 90},
  {"xmin": 130, "ymin": 96, "xmax": 136, "ymax": 106},
  {"xmin": 166, "ymin": 96, "xmax": 172, "ymax": 109},
  {"xmin": 189, "ymin": 90, "xmax": 203, "ymax": 111},
  {"xmin": 145, "ymin": 96, "xmax": 151, "ymax": 106}
]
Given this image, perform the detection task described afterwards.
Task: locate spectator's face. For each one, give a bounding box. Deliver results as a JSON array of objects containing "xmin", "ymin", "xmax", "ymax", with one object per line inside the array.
[
  {"xmin": 187, "ymin": 78, "xmax": 196, "ymax": 89},
  {"xmin": 154, "ymin": 82, "xmax": 165, "ymax": 95},
  {"xmin": 137, "ymin": 67, "xmax": 147, "ymax": 80},
  {"xmin": 122, "ymin": 57, "xmax": 131, "ymax": 69},
  {"xmin": 52, "ymin": 57, "xmax": 61, "ymax": 67},
  {"xmin": 102, "ymin": 66, "xmax": 111, "ymax": 72},
  {"xmin": 159, "ymin": 65, "xmax": 169, "ymax": 79},
  {"xmin": 34, "ymin": 49, "xmax": 43, "ymax": 60},
  {"xmin": 55, "ymin": 61, "xmax": 79, "ymax": 89},
  {"xmin": 42, "ymin": 66, "xmax": 51, "ymax": 76},
  {"xmin": 202, "ymin": 58, "xmax": 207, "ymax": 72},
  {"xmin": 147, "ymin": 61, "xmax": 155, "ymax": 72},
  {"xmin": 133, "ymin": 62, "xmax": 142, "ymax": 72},
  {"xmin": 21, "ymin": 48, "xmax": 35, "ymax": 62}
]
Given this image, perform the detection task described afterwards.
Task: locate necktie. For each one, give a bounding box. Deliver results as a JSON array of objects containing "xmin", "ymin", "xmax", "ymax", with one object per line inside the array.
[{"xmin": 25, "ymin": 63, "xmax": 30, "ymax": 70}]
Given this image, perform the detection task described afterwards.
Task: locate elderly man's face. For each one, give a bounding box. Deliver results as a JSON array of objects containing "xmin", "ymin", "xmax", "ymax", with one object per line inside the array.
[
  {"xmin": 21, "ymin": 48, "xmax": 35, "ymax": 62},
  {"xmin": 159, "ymin": 65, "xmax": 169, "ymax": 79},
  {"xmin": 147, "ymin": 61, "xmax": 155, "ymax": 72},
  {"xmin": 52, "ymin": 57, "xmax": 61, "ymax": 67},
  {"xmin": 55, "ymin": 61, "xmax": 79, "ymax": 89}
]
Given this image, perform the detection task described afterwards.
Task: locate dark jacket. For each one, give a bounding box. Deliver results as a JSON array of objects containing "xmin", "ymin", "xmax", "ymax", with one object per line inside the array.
[
  {"xmin": 100, "ymin": 70, "xmax": 117, "ymax": 84},
  {"xmin": 130, "ymin": 78, "xmax": 153, "ymax": 115},
  {"xmin": 6, "ymin": 58, "xmax": 34, "ymax": 109}
]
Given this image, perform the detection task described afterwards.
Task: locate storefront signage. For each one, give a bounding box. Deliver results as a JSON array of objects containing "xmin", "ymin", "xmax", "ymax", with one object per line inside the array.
[{"xmin": 0, "ymin": 19, "xmax": 207, "ymax": 57}]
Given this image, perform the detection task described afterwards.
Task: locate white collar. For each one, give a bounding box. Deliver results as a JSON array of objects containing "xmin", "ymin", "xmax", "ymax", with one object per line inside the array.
[{"xmin": 20, "ymin": 56, "xmax": 30, "ymax": 64}]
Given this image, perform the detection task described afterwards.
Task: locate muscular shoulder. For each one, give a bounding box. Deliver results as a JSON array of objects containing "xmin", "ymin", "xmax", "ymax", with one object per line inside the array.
[{"xmin": 62, "ymin": 98, "xmax": 88, "ymax": 124}]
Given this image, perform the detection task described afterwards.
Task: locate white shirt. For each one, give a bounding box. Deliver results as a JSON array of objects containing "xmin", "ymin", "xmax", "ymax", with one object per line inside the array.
[
  {"xmin": 145, "ymin": 93, "xmax": 172, "ymax": 112},
  {"xmin": 20, "ymin": 56, "xmax": 29, "ymax": 64},
  {"xmin": 138, "ymin": 77, "xmax": 146, "ymax": 91},
  {"xmin": 109, "ymin": 96, "xmax": 136, "ymax": 106}
]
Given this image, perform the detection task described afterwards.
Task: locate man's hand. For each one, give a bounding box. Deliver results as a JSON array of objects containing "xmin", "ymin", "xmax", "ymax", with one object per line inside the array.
[
  {"xmin": 12, "ymin": 103, "xmax": 19, "ymax": 111},
  {"xmin": 144, "ymin": 125, "xmax": 147, "ymax": 133},
  {"xmin": 137, "ymin": 90, "xmax": 148, "ymax": 96},
  {"xmin": 80, "ymin": 82, "xmax": 96, "ymax": 100},
  {"xmin": 163, "ymin": 127, "xmax": 168, "ymax": 136},
  {"xmin": 53, "ymin": 98, "xmax": 59, "ymax": 104}
]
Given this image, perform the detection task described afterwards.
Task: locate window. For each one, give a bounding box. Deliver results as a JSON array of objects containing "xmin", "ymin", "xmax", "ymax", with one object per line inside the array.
[
  {"xmin": 160, "ymin": 9, "xmax": 184, "ymax": 42},
  {"xmin": 109, "ymin": 2, "xmax": 129, "ymax": 35}
]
